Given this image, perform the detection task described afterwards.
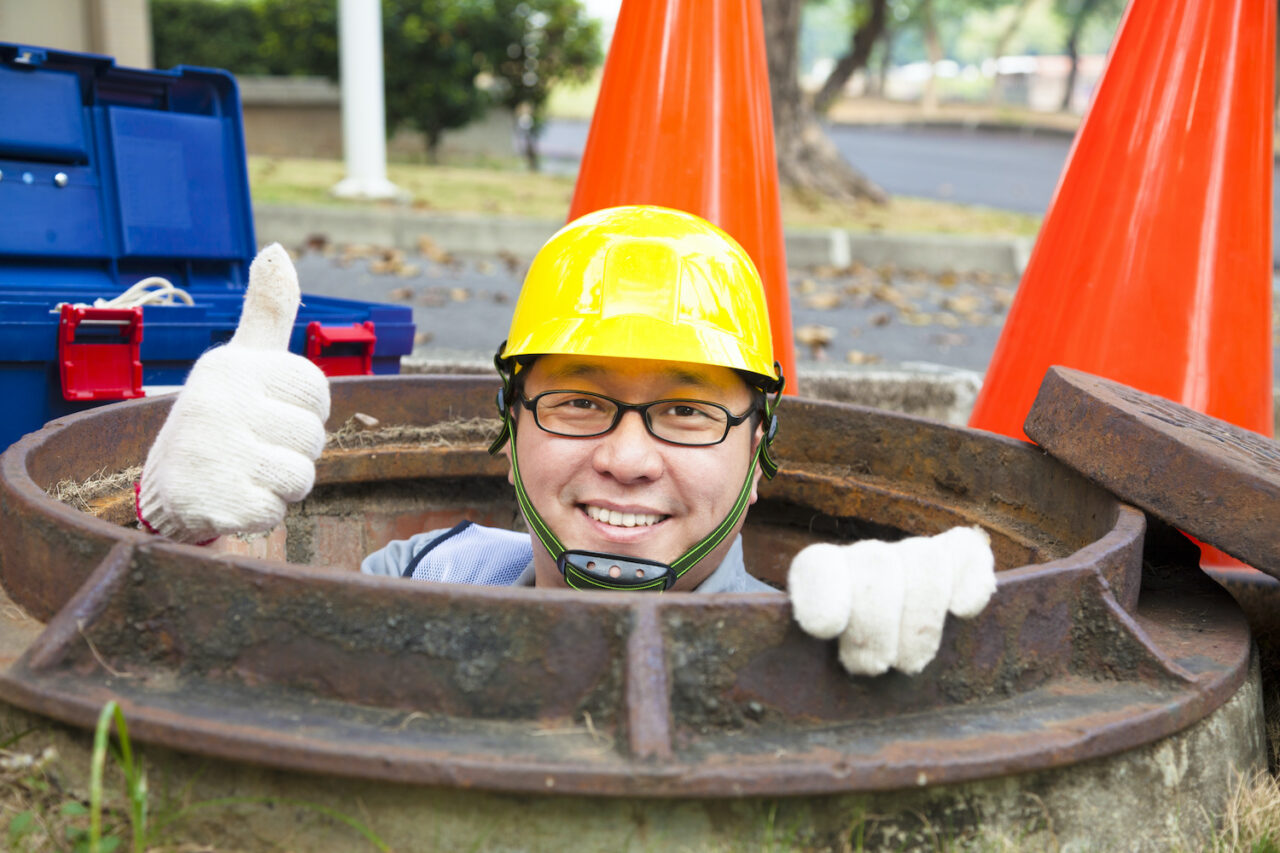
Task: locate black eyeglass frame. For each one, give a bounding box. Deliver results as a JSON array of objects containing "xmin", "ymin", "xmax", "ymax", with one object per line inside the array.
[{"xmin": 517, "ymin": 389, "xmax": 757, "ymax": 447}]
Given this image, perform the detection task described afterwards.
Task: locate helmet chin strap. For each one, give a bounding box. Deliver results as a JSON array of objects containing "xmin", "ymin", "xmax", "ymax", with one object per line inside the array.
[{"xmin": 489, "ymin": 351, "xmax": 783, "ymax": 592}]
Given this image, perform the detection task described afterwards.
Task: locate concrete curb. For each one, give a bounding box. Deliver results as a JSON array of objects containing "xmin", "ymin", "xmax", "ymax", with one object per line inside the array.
[
  {"xmin": 828, "ymin": 116, "xmax": 1079, "ymax": 140},
  {"xmin": 254, "ymin": 204, "xmax": 1032, "ymax": 278}
]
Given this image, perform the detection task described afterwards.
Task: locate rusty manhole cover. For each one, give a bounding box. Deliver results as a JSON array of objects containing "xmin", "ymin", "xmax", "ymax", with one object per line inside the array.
[
  {"xmin": 0, "ymin": 375, "xmax": 1252, "ymax": 796},
  {"xmin": 1025, "ymin": 365, "xmax": 1280, "ymax": 578}
]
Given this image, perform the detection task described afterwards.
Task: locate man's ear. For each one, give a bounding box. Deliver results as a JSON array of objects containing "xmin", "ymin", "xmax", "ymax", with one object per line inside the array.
[
  {"xmin": 749, "ymin": 464, "xmax": 764, "ymax": 505},
  {"xmin": 749, "ymin": 422, "xmax": 765, "ymax": 505}
]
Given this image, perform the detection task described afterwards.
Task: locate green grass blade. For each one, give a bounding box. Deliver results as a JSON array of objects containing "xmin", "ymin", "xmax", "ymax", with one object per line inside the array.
[
  {"xmin": 89, "ymin": 701, "xmax": 118, "ymax": 852},
  {"xmin": 0, "ymin": 725, "xmax": 39, "ymax": 750}
]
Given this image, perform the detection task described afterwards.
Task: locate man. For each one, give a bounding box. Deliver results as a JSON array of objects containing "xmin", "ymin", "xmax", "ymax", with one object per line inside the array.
[{"xmin": 137, "ymin": 205, "xmax": 996, "ymax": 675}]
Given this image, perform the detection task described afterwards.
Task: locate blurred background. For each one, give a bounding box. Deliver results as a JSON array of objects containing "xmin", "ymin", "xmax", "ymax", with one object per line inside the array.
[{"xmin": 1, "ymin": 0, "xmax": 1275, "ymax": 382}]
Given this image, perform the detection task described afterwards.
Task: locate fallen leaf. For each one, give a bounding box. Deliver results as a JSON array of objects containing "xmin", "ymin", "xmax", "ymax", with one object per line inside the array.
[
  {"xmin": 497, "ymin": 250, "xmax": 522, "ymax": 273},
  {"xmin": 805, "ymin": 291, "xmax": 842, "ymax": 310},
  {"xmin": 845, "ymin": 350, "xmax": 883, "ymax": 365},
  {"xmin": 796, "ymin": 324, "xmax": 836, "ymax": 360},
  {"xmin": 942, "ymin": 295, "xmax": 982, "ymax": 314}
]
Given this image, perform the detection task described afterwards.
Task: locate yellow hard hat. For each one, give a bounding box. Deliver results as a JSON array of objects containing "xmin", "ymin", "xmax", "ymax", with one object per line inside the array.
[{"xmin": 501, "ymin": 205, "xmax": 779, "ymax": 386}]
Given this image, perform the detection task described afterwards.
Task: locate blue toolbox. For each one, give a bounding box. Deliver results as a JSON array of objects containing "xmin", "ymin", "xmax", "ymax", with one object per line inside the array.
[{"xmin": 0, "ymin": 43, "xmax": 414, "ymax": 449}]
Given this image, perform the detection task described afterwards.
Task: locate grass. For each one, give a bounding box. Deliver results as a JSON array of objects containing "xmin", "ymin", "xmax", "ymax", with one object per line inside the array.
[
  {"xmin": 1, "ymin": 696, "xmax": 1279, "ymax": 851},
  {"xmin": 246, "ymin": 154, "xmax": 1043, "ymax": 240},
  {"xmin": 1, "ymin": 702, "xmax": 390, "ymax": 852}
]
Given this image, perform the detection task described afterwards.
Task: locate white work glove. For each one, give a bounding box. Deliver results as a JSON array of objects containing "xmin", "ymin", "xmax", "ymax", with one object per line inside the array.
[
  {"xmin": 788, "ymin": 526, "xmax": 996, "ymax": 677},
  {"xmin": 137, "ymin": 243, "xmax": 330, "ymax": 544}
]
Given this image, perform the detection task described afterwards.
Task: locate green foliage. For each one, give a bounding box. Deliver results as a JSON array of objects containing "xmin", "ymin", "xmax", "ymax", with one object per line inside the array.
[
  {"xmin": 90, "ymin": 701, "xmax": 145, "ymax": 853},
  {"xmin": 151, "ymin": 0, "xmax": 270, "ymax": 73},
  {"xmin": 150, "ymin": 0, "xmax": 603, "ymax": 163},
  {"xmin": 467, "ymin": 0, "xmax": 602, "ymax": 162},
  {"xmin": 1051, "ymin": 0, "xmax": 1127, "ymax": 52},
  {"xmin": 7, "ymin": 810, "xmax": 36, "ymax": 848},
  {"xmin": 799, "ymin": 0, "xmax": 1122, "ymax": 67},
  {"xmin": 1255, "ymin": 834, "xmax": 1280, "ymax": 853},
  {"xmin": 382, "ymin": 0, "xmax": 490, "ymax": 157},
  {"xmin": 256, "ymin": 0, "xmax": 340, "ymax": 78}
]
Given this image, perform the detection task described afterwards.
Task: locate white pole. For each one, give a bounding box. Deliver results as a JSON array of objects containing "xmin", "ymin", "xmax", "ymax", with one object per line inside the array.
[{"xmin": 332, "ymin": 0, "xmax": 402, "ymax": 199}]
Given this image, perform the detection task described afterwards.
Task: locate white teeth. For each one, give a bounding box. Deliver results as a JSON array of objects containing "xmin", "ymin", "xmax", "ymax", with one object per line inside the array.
[{"xmin": 585, "ymin": 506, "xmax": 662, "ymax": 527}]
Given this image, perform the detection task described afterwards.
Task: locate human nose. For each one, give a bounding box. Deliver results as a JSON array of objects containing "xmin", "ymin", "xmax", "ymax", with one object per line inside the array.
[{"xmin": 591, "ymin": 409, "xmax": 664, "ymax": 482}]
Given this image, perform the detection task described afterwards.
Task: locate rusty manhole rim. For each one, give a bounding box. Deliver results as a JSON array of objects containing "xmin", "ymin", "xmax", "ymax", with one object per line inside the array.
[{"xmin": 0, "ymin": 375, "xmax": 1251, "ymax": 797}]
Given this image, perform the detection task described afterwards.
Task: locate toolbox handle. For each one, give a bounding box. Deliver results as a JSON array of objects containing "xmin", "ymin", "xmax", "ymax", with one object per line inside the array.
[
  {"xmin": 58, "ymin": 305, "xmax": 145, "ymax": 401},
  {"xmin": 306, "ymin": 321, "xmax": 377, "ymax": 377}
]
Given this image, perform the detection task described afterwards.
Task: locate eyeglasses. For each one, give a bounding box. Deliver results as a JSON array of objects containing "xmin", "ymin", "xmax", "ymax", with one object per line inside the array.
[{"xmin": 518, "ymin": 390, "xmax": 755, "ymax": 446}]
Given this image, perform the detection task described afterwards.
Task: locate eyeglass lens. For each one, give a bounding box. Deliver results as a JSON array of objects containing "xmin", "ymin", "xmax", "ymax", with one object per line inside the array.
[{"xmin": 532, "ymin": 391, "xmax": 730, "ymax": 445}]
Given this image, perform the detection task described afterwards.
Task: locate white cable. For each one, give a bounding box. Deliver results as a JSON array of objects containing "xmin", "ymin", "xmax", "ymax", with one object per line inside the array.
[
  {"xmin": 55, "ymin": 277, "xmax": 195, "ymax": 312},
  {"xmin": 93, "ymin": 277, "xmax": 195, "ymax": 308}
]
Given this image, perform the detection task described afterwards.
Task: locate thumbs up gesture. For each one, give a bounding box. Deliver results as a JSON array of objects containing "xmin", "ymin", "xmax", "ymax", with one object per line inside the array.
[{"xmin": 137, "ymin": 244, "xmax": 331, "ymax": 543}]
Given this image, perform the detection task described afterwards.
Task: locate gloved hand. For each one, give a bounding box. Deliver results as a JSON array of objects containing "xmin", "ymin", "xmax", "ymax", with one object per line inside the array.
[
  {"xmin": 137, "ymin": 243, "xmax": 330, "ymax": 544},
  {"xmin": 787, "ymin": 526, "xmax": 996, "ymax": 676}
]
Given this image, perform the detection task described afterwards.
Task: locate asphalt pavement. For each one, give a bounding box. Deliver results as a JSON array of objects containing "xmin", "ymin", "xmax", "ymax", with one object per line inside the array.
[
  {"xmin": 543, "ymin": 117, "xmax": 1280, "ymax": 263},
  {"xmin": 294, "ymin": 244, "xmax": 1014, "ymax": 380},
  {"xmin": 287, "ymin": 118, "xmax": 1280, "ymax": 389}
]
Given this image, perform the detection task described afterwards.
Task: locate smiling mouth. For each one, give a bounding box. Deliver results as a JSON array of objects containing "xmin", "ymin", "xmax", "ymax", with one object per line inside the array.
[{"xmin": 583, "ymin": 505, "xmax": 667, "ymax": 528}]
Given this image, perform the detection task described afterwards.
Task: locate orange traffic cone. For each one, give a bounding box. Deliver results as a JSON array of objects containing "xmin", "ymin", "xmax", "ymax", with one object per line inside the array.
[
  {"xmin": 568, "ymin": 0, "xmax": 797, "ymax": 390},
  {"xmin": 969, "ymin": 0, "xmax": 1274, "ymax": 446}
]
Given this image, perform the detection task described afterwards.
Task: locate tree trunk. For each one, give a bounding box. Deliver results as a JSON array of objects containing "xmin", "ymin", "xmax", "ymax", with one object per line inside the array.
[
  {"xmin": 521, "ymin": 134, "xmax": 541, "ymax": 172},
  {"xmin": 872, "ymin": 25, "xmax": 895, "ymax": 98},
  {"xmin": 762, "ymin": 0, "xmax": 888, "ymax": 204},
  {"xmin": 919, "ymin": 0, "xmax": 942, "ymax": 115},
  {"xmin": 427, "ymin": 129, "xmax": 441, "ymax": 165},
  {"xmin": 812, "ymin": 0, "xmax": 889, "ymax": 116},
  {"xmin": 516, "ymin": 108, "xmax": 542, "ymax": 172},
  {"xmin": 1059, "ymin": 0, "xmax": 1100, "ymax": 112},
  {"xmin": 986, "ymin": 0, "xmax": 1036, "ymax": 105}
]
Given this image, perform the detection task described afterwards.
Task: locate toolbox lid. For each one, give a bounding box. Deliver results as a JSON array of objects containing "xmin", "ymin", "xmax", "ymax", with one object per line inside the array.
[
  {"xmin": 0, "ymin": 42, "xmax": 255, "ymax": 274},
  {"xmin": 1024, "ymin": 366, "xmax": 1280, "ymax": 578}
]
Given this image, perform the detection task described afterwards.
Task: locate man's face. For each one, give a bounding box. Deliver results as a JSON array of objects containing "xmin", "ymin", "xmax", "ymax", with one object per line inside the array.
[{"xmin": 510, "ymin": 354, "xmax": 763, "ymax": 591}]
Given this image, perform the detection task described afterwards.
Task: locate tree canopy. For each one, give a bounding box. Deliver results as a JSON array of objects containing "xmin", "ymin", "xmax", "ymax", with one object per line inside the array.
[
  {"xmin": 467, "ymin": 0, "xmax": 602, "ymax": 170},
  {"xmin": 150, "ymin": 0, "xmax": 602, "ymax": 164}
]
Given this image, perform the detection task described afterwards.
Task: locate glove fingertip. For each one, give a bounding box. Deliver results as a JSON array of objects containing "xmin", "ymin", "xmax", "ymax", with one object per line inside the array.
[
  {"xmin": 788, "ymin": 543, "xmax": 856, "ymax": 639},
  {"xmin": 234, "ymin": 243, "xmax": 301, "ymax": 351},
  {"xmin": 947, "ymin": 526, "xmax": 998, "ymax": 618},
  {"xmin": 837, "ymin": 637, "xmax": 891, "ymax": 677}
]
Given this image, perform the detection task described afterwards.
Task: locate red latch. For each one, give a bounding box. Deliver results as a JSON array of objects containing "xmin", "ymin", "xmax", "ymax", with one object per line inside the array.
[
  {"xmin": 58, "ymin": 305, "xmax": 145, "ymax": 401},
  {"xmin": 306, "ymin": 321, "xmax": 376, "ymax": 377}
]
